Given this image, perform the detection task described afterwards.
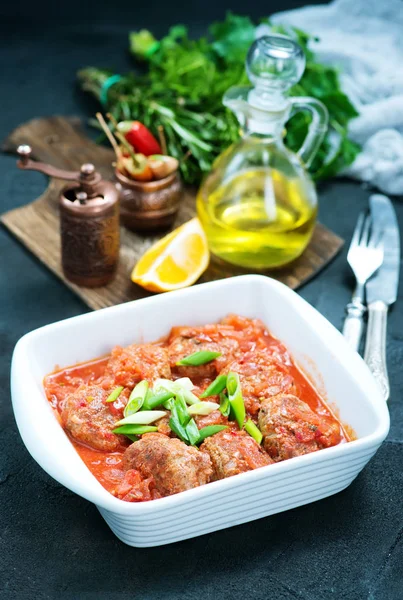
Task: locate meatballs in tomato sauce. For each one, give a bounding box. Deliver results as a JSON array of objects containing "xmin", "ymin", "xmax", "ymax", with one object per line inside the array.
[
  {"xmin": 200, "ymin": 430, "xmax": 272, "ymax": 480},
  {"xmin": 61, "ymin": 385, "xmax": 126, "ymax": 452},
  {"xmin": 122, "ymin": 433, "xmax": 213, "ymax": 496},
  {"xmin": 258, "ymin": 394, "xmax": 342, "ymax": 461},
  {"xmin": 103, "ymin": 343, "xmax": 171, "ymax": 389},
  {"xmin": 222, "ymin": 349, "xmax": 296, "ymax": 416},
  {"xmin": 168, "ymin": 325, "xmax": 240, "ymax": 379}
]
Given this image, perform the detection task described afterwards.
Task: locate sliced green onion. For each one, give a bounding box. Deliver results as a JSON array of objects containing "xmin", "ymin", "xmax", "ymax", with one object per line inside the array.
[
  {"xmin": 169, "ymin": 417, "xmax": 189, "ymax": 443},
  {"xmin": 124, "ymin": 380, "xmax": 149, "ymax": 417},
  {"xmin": 142, "ymin": 391, "xmax": 174, "ymax": 410},
  {"xmin": 124, "ymin": 396, "xmax": 144, "ymax": 417},
  {"xmin": 171, "ymin": 393, "xmax": 190, "ymax": 426},
  {"xmin": 197, "ymin": 425, "xmax": 227, "ymax": 444},
  {"xmin": 115, "ymin": 410, "xmax": 166, "ymax": 427},
  {"xmin": 185, "ymin": 419, "xmax": 200, "ymax": 445},
  {"xmin": 154, "ymin": 377, "xmax": 193, "ymax": 393},
  {"xmin": 112, "ymin": 425, "xmax": 158, "ymax": 435},
  {"xmin": 181, "ymin": 388, "xmax": 201, "ymax": 406},
  {"xmin": 125, "ymin": 434, "xmax": 140, "ymax": 442},
  {"xmin": 219, "ymin": 392, "xmax": 230, "ymax": 417},
  {"xmin": 200, "ymin": 374, "xmax": 227, "ymax": 398},
  {"xmin": 176, "ymin": 350, "xmax": 221, "ymax": 367},
  {"xmin": 227, "ymin": 371, "xmax": 245, "ymax": 429},
  {"xmin": 106, "ymin": 386, "xmax": 124, "ymax": 403},
  {"xmin": 244, "ymin": 419, "xmax": 263, "ymax": 445},
  {"xmin": 130, "ymin": 380, "xmax": 148, "ymax": 401},
  {"xmin": 188, "ymin": 401, "xmax": 220, "ymax": 416},
  {"xmin": 154, "ymin": 377, "xmax": 199, "ymax": 405},
  {"xmin": 129, "ymin": 380, "xmax": 149, "ymax": 401}
]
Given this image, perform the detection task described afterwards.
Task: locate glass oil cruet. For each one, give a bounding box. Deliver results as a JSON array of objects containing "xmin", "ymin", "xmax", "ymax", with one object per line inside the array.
[{"xmin": 197, "ymin": 35, "xmax": 328, "ymax": 269}]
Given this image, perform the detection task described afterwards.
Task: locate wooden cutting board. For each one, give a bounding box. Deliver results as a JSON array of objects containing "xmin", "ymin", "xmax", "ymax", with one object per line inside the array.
[{"xmin": 1, "ymin": 116, "xmax": 343, "ymax": 310}]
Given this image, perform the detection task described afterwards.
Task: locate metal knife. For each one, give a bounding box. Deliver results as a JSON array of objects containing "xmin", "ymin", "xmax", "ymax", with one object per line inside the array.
[{"xmin": 364, "ymin": 194, "xmax": 400, "ymax": 401}]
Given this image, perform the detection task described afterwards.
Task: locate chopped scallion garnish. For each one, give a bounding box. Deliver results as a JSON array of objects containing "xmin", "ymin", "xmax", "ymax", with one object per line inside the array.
[
  {"xmin": 200, "ymin": 374, "xmax": 227, "ymax": 398},
  {"xmin": 169, "ymin": 417, "xmax": 189, "ymax": 443},
  {"xmin": 185, "ymin": 418, "xmax": 201, "ymax": 445},
  {"xmin": 129, "ymin": 380, "xmax": 149, "ymax": 402},
  {"xmin": 112, "ymin": 424, "xmax": 158, "ymax": 435},
  {"xmin": 154, "ymin": 377, "xmax": 199, "ymax": 405},
  {"xmin": 115, "ymin": 410, "xmax": 166, "ymax": 427},
  {"xmin": 142, "ymin": 390, "xmax": 174, "ymax": 410},
  {"xmin": 106, "ymin": 386, "xmax": 124, "ymax": 403},
  {"xmin": 176, "ymin": 350, "xmax": 221, "ymax": 367},
  {"xmin": 171, "ymin": 393, "xmax": 190, "ymax": 426},
  {"xmin": 244, "ymin": 419, "xmax": 263, "ymax": 444},
  {"xmin": 197, "ymin": 425, "xmax": 227, "ymax": 443},
  {"xmin": 227, "ymin": 371, "xmax": 245, "ymax": 429},
  {"xmin": 188, "ymin": 401, "xmax": 220, "ymax": 416},
  {"xmin": 219, "ymin": 392, "xmax": 230, "ymax": 417},
  {"xmin": 123, "ymin": 380, "xmax": 149, "ymax": 417}
]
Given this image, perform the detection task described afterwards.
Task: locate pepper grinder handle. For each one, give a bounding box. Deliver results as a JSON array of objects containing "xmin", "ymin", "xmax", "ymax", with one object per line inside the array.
[{"xmin": 16, "ymin": 145, "xmax": 102, "ymax": 197}]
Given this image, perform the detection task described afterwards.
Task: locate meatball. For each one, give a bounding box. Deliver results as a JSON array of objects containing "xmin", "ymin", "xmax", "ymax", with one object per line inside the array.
[
  {"xmin": 222, "ymin": 349, "xmax": 295, "ymax": 416},
  {"xmin": 61, "ymin": 385, "xmax": 125, "ymax": 451},
  {"xmin": 200, "ymin": 430, "xmax": 272, "ymax": 480},
  {"xmin": 220, "ymin": 314, "xmax": 291, "ymax": 363},
  {"xmin": 168, "ymin": 325, "xmax": 240, "ymax": 379},
  {"xmin": 258, "ymin": 394, "xmax": 342, "ymax": 461},
  {"xmin": 122, "ymin": 433, "xmax": 213, "ymax": 497},
  {"xmin": 103, "ymin": 343, "xmax": 171, "ymax": 389}
]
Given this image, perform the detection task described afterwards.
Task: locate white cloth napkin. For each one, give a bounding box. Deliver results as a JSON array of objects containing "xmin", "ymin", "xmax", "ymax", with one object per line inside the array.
[{"xmin": 257, "ymin": 0, "xmax": 403, "ymax": 195}]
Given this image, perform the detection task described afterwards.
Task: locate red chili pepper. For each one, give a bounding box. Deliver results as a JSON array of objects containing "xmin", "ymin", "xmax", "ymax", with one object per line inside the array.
[{"xmin": 117, "ymin": 121, "xmax": 162, "ymax": 156}]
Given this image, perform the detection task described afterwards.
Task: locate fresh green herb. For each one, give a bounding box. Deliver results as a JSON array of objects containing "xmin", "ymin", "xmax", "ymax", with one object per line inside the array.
[
  {"xmin": 124, "ymin": 395, "xmax": 144, "ymax": 416},
  {"xmin": 185, "ymin": 418, "xmax": 201, "ymax": 445},
  {"xmin": 219, "ymin": 392, "xmax": 230, "ymax": 417},
  {"xmin": 142, "ymin": 390, "xmax": 174, "ymax": 410},
  {"xmin": 187, "ymin": 401, "xmax": 220, "ymax": 416},
  {"xmin": 78, "ymin": 12, "xmax": 360, "ymax": 185},
  {"xmin": 197, "ymin": 425, "xmax": 228, "ymax": 443},
  {"xmin": 154, "ymin": 377, "xmax": 200, "ymax": 405},
  {"xmin": 106, "ymin": 386, "xmax": 124, "ymax": 403},
  {"xmin": 176, "ymin": 350, "xmax": 221, "ymax": 366},
  {"xmin": 169, "ymin": 417, "xmax": 189, "ymax": 443},
  {"xmin": 171, "ymin": 392, "xmax": 191, "ymax": 426},
  {"xmin": 129, "ymin": 380, "xmax": 148, "ymax": 402},
  {"xmin": 227, "ymin": 371, "xmax": 245, "ymax": 429},
  {"xmin": 200, "ymin": 374, "xmax": 227, "ymax": 398},
  {"xmin": 124, "ymin": 380, "xmax": 149, "ymax": 416},
  {"xmin": 244, "ymin": 419, "xmax": 263, "ymax": 444},
  {"xmin": 115, "ymin": 410, "xmax": 166, "ymax": 427},
  {"xmin": 112, "ymin": 425, "xmax": 158, "ymax": 435}
]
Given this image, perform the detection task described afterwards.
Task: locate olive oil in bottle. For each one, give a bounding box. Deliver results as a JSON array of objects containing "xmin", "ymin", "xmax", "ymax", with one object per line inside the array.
[
  {"xmin": 197, "ymin": 167, "xmax": 317, "ymax": 269},
  {"xmin": 196, "ymin": 35, "xmax": 328, "ymax": 270}
]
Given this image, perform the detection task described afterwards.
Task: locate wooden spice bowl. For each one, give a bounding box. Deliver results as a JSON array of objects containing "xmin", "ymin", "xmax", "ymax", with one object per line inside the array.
[{"xmin": 115, "ymin": 169, "xmax": 183, "ymax": 232}]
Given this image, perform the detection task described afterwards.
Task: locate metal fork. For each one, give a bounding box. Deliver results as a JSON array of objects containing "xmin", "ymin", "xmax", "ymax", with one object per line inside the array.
[{"xmin": 342, "ymin": 212, "xmax": 384, "ymax": 351}]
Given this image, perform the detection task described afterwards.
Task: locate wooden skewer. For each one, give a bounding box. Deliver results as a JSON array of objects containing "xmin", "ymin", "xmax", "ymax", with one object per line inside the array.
[
  {"xmin": 157, "ymin": 125, "xmax": 168, "ymax": 155},
  {"xmin": 106, "ymin": 113, "xmax": 140, "ymax": 166},
  {"xmin": 95, "ymin": 112, "xmax": 123, "ymax": 162}
]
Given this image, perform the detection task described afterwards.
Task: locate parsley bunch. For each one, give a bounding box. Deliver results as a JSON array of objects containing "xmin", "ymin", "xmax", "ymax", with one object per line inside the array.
[{"xmin": 78, "ymin": 13, "xmax": 360, "ymax": 185}]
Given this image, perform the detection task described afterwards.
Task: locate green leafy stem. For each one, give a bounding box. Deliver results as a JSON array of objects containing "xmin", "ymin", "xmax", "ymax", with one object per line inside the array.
[{"xmin": 77, "ymin": 12, "xmax": 360, "ymax": 185}]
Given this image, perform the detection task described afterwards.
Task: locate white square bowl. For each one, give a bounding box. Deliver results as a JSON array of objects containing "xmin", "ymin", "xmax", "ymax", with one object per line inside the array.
[{"xmin": 11, "ymin": 275, "xmax": 389, "ymax": 547}]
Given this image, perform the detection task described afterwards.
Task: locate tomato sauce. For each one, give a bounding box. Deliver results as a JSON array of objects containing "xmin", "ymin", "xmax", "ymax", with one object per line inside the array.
[{"xmin": 43, "ymin": 315, "xmax": 350, "ymax": 500}]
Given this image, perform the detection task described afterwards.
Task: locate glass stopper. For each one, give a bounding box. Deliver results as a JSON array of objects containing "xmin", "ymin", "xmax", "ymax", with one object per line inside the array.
[{"xmin": 246, "ymin": 35, "xmax": 305, "ymax": 92}]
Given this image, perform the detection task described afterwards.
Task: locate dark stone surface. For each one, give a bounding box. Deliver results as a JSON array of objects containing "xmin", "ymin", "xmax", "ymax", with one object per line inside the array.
[{"xmin": 1, "ymin": 2, "xmax": 402, "ymax": 598}]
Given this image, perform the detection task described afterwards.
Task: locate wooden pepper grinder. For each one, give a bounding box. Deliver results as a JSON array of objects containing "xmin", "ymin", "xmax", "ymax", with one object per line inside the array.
[{"xmin": 17, "ymin": 145, "xmax": 120, "ymax": 288}]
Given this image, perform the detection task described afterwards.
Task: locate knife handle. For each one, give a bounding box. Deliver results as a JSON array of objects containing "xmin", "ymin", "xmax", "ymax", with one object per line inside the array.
[
  {"xmin": 342, "ymin": 299, "xmax": 366, "ymax": 352},
  {"xmin": 364, "ymin": 300, "xmax": 390, "ymax": 401}
]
